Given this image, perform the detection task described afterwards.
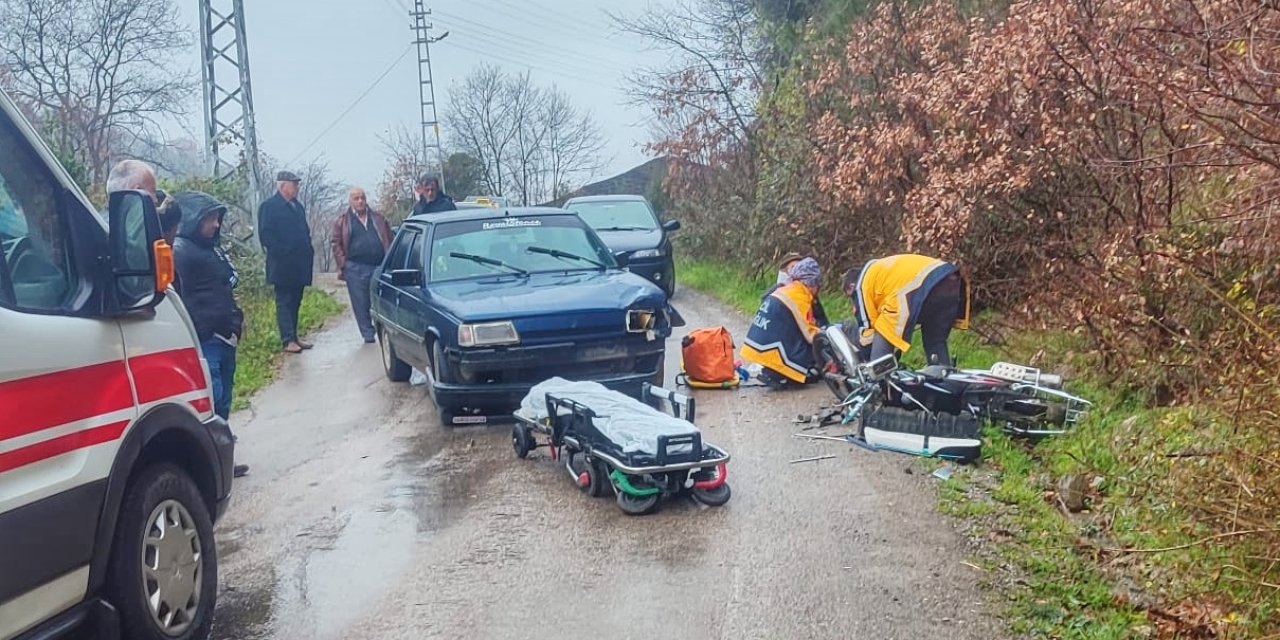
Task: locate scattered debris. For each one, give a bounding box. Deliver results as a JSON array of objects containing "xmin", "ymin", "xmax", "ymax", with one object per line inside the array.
[
  {"xmin": 932, "ymin": 465, "xmax": 955, "ymax": 481},
  {"xmin": 791, "ymin": 433, "xmax": 854, "ymax": 443},
  {"xmin": 790, "ymin": 454, "xmax": 838, "ymax": 464}
]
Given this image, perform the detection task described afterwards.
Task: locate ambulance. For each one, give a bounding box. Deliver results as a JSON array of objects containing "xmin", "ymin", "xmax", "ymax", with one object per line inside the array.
[{"xmin": 0, "ymin": 87, "xmax": 233, "ymax": 640}]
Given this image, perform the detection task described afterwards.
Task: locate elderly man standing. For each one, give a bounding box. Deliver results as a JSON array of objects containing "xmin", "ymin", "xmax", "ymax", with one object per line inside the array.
[
  {"xmin": 331, "ymin": 187, "xmax": 392, "ymax": 343},
  {"xmin": 411, "ymin": 174, "xmax": 457, "ymax": 216},
  {"xmin": 258, "ymin": 171, "xmax": 315, "ymax": 354}
]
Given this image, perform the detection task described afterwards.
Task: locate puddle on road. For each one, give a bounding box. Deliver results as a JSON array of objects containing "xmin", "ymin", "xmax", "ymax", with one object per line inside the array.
[{"xmin": 270, "ymin": 507, "xmax": 418, "ymax": 639}]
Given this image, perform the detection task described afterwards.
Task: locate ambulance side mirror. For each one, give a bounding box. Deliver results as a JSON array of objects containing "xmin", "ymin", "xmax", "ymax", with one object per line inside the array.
[{"xmin": 106, "ymin": 190, "xmax": 169, "ymax": 315}]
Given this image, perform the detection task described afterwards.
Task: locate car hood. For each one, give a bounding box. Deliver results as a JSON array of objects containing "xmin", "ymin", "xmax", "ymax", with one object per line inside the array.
[
  {"xmin": 429, "ymin": 270, "xmax": 668, "ymax": 323},
  {"xmin": 592, "ymin": 228, "xmax": 663, "ymax": 253}
]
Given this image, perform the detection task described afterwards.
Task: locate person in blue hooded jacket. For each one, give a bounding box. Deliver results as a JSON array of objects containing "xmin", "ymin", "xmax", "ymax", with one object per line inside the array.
[{"xmin": 173, "ymin": 191, "xmax": 248, "ymax": 477}]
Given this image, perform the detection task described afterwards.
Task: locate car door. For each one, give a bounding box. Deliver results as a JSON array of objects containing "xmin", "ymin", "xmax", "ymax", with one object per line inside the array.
[
  {"xmin": 395, "ymin": 227, "xmax": 431, "ymax": 369},
  {"xmin": 378, "ymin": 226, "xmax": 427, "ymax": 369},
  {"xmin": 0, "ymin": 102, "xmax": 133, "ymax": 637}
]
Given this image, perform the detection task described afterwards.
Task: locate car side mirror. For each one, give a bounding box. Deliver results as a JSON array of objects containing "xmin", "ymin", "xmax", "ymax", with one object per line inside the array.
[
  {"xmin": 662, "ymin": 219, "xmax": 681, "ymax": 232},
  {"xmin": 389, "ymin": 269, "xmax": 422, "ymax": 287},
  {"xmin": 107, "ymin": 190, "xmax": 170, "ymax": 314},
  {"xmin": 612, "ymin": 251, "xmax": 630, "ymax": 269}
]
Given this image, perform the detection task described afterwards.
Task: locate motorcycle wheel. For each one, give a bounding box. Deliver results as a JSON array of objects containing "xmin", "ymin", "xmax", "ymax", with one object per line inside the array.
[{"xmin": 812, "ymin": 331, "xmax": 856, "ymax": 400}]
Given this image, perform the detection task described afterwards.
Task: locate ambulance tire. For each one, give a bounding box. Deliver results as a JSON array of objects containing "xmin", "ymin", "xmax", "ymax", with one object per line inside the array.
[{"xmin": 108, "ymin": 463, "xmax": 217, "ymax": 640}]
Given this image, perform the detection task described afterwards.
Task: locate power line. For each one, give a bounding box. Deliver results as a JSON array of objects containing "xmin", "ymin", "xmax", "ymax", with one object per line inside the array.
[
  {"xmin": 432, "ymin": 9, "xmax": 634, "ymax": 75},
  {"xmin": 286, "ymin": 44, "xmax": 416, "ymax": 166},
  {"xmin": 475, "ymin": 0, "xmax": 638, "ymax": 56},
  {"xmin": 440, "ymin": 37, "xmax": 612, "ymax": 86}
]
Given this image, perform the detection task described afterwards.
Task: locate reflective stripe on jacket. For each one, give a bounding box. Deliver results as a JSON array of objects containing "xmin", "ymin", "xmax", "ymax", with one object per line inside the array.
[{"xmin": 741, "ymin": 282, "xmax": 819, "ymax": 383}]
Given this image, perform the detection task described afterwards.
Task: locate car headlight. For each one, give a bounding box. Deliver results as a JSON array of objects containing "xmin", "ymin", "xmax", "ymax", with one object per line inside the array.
[
  {"xmin": 458, "ymin": 321, "xmax": 520, "ymax": 347},
  {"xmin": 630, "ymin": 248, "xmax": 664, "ymax": 259},
  {"xmin": 627, "ymin": 309, "xmax": 657, "ymax": 333}
]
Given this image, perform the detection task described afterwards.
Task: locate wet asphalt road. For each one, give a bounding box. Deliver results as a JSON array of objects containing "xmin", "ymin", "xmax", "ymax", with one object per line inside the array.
[{"xmin": 211, "ymin": 283, "xmax": 1003, "ymax": 640}]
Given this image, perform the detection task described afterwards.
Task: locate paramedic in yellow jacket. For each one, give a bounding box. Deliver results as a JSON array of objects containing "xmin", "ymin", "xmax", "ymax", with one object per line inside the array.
[
  {"xmin": 742, "ymin": 257, "xmax": 823, "ymax": 388},
  {"xmin": 842, "ymin": 254, "xmax": 971, "ymax": 367}
]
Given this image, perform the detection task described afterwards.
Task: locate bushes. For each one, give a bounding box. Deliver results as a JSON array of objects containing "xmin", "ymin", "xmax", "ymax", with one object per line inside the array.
[{"xmin": 659, "ymin": 0, "xmax": 1280, "ymax": 632}]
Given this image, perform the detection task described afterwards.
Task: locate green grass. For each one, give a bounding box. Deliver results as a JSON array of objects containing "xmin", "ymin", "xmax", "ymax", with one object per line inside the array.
[
  {"xmin": 230, "ymin": 273, "xmax": 343, "ymax": 411},
  {"xmin": 679, "ymin": 256, "xmax": 1278, "ymax": 638}
]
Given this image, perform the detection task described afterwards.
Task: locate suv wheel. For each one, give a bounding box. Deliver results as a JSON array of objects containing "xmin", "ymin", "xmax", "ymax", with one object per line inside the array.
[
  {"xmin": 108, "ymin": 464, "xmax": 216, "ymax": 640},
  {"xmin": 380, "ymin": 326, "xmax": 411, "ymax": 382}
]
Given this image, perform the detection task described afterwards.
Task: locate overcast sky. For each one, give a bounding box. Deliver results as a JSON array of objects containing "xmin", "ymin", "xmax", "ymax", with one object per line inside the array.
[{"xmin": 172, "ymin": 0, "xmax": 674, "ymax": 193}]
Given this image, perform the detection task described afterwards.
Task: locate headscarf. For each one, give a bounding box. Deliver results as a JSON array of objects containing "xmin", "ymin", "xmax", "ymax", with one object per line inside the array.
[{"xmin": 788, "ymin": 257, "xmax": 821, "ymax": 289}]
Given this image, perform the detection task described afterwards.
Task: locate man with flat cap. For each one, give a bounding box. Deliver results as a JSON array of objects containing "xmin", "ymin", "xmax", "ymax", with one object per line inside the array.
[{"xmin": 258, "ymin": 170, "xmax": 315, "ymax": 354}]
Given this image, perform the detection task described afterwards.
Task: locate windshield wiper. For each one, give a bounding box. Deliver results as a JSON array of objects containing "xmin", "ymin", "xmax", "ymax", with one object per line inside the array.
[
  {"xmin": 526, "ymin": 245, "xmax": 607, "ymax": 270},
  {"xmin": 448, "ymin": 251, "xmax": 529, "ymax": 277},
  {"xmin": 594, "ymin": 225, "xmax": 649, "ymax": 232}
]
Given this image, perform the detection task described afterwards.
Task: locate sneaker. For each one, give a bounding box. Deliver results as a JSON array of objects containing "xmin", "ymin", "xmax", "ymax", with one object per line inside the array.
[
  {"xmin": 363, "ymin": 337, "xmax": 376, "ymax": 344},
  {"xmin": 233, "ymin": 464, "xmax": 249, "ymax": 477},
  {"xmin": 297, "ymin": 339, "xmax": 314, "ymax": 350},
  {"xmin": 282, "ymin": 342, "xmax": 303, "ymax": 354}
]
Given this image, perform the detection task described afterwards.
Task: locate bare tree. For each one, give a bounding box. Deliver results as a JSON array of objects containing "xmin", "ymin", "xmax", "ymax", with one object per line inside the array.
[
  {"xmin": 446, "ymin": 64, "xmax": 521, "ymax": 198},
  {"xmin": 373, "ymin": 124, "xmax": 427, "ymax": 222},
  {"xmin": 446, "ymin": 65, "xmax": 605, "ymax": 205},
  {"xmin": 0, "ymin": 0, "xmax": 194, "ymax": 185},
  {"xmin": 541, "ymin": 88, "xmax": 606, "ymax": 201},
  {"xmin": 611, "ymin": 0, "xmax": 765, "ymax": 159}
]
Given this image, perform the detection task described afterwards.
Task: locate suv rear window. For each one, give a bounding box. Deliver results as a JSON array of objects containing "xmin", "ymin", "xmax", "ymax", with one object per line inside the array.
[{"xmin": 429, "ymin": 216, "xmax": 614, "ymax": 282}]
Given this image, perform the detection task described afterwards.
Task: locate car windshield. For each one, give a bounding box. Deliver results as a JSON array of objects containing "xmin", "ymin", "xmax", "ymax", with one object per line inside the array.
[
  {"xmin": 565, "ymin": 200, "xmax": 658, "ymax": 231},
  {"xmin": 429, "ymin": 215, "xmax": 615, "ymax": 282}
]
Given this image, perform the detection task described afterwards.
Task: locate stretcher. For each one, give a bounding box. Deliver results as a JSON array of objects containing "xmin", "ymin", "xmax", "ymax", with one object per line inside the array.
[{"xmin": 512, "ymin": 378, "xmax": 732, "ymax": 515}]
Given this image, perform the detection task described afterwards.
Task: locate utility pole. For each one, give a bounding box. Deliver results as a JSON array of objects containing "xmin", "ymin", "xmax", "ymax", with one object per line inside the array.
[
  {"xmin": 410, "ymin": 0, "xmax": 448, "ymax": 192},
  {"xmin": 199, "ymin": 0, "xmax": 264, "ymax": 246}
]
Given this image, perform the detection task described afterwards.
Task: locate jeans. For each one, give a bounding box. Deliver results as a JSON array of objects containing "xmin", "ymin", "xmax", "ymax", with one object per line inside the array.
[
  {"xmin": 200, "ymin": 337, "xmax": 237, "ymax": 420},
  {"xmin": 344, "ymin": 262, "xmax": 377, "ymax": 341},
  {"xmin": 274, "ymin": 285, "xmax": 305, "ymax": 345}
]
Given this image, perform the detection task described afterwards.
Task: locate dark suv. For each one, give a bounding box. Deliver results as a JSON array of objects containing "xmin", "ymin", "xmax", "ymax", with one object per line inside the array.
[
  {"xmin": 563, "ymin": 195, "xmax": 679, "ymax": 296},
  {"xmin": 371, "ymin": 206, "xmax": 684, "ymax": 425}
]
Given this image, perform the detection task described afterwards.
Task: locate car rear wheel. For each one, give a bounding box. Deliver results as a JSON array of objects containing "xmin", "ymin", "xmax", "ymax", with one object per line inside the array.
[
  {"xmin": 380, "ymin": 327, "xmax": 411, "ymax": 382},
  {"xmin": 108, "ymin": 464, "xmax": 217, "ymax": 640}
]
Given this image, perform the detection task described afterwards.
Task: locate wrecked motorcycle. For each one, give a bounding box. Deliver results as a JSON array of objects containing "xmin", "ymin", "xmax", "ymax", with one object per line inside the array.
[{"xmin": 811, "ymin": 325, "xmax": 1091, "ymax": 460}]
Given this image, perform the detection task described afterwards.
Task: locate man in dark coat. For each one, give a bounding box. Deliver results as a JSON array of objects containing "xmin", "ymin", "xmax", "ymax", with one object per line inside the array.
[
  {"xmin": 258, "ymin": 170, "xmax": 315, "ymax": 353},
  {"xmin": 173, "ymin": 190, "xmax": 248, "ymax": 477},
  {"xmin": 411, "ymin": 174, "xmax": 457, "ymax": 216},
  {"xmin": 330, "ymin": 186, "xmax": 392, "ymax": 343}
]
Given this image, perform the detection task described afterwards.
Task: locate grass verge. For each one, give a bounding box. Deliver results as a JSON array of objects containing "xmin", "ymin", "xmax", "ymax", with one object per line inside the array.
[
  {"xmin": 678, "ymin": 257, "xmax": 1278, "ymax": 638},
  {"xmin": 230, "ymin": 270, "xmax": 343, "ymax": 411}
]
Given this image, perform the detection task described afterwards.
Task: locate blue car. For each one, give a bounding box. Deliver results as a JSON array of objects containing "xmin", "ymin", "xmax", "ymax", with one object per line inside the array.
[{"xmin": 371, "ymin": 206, "xmax": 684, "ymax": 425}]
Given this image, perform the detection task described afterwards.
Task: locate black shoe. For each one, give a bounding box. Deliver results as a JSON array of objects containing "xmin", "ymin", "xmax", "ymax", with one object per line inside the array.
[
  {"xmin": 233, "ymin": 464, "xmax": 249, "ymax": 478},
  {"xmin": 363, "ymin": 337, "xmax": 375, "ymax": 343}
]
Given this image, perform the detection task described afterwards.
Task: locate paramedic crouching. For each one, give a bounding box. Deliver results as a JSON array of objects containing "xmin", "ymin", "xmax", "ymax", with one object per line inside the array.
[
  {"xmin": 843, "ymin": 254, "xmax": 971, "ymax": 367},
  {"xmin": 742, "ymin": 257, "xmax": 824, "ymax": 388}
]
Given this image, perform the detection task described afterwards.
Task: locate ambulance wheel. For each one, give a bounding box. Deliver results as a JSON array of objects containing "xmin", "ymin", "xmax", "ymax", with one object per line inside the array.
[
  {"xmin": 107, "ymin": 464, "xmax": 217, "ymax": 640},
  {"xmin": 512, "ymin": 425, "xmax": 534, "ymax": 459},
  {"xmin": 616, "ymin": 491, "xmax": 660, "ymax": 516},
  {"xmin": 691, "ymin": 482, "xmax": 732, "ymax": 507}
]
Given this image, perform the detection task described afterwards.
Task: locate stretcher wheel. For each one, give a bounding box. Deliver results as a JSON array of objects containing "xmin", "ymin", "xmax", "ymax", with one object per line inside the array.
[
  {"xmin": 616, "ymin": 491, "xmax": 659, "ymax": 516},
  {"xmin": 569, "ymin": 454, "xmax": 610, "ymax": 497},
  {"xmin": 512, "ymin": 424, "xmax": 534, "ymax": 459},
  {"xmin": 691, "ymin": 482, "xmax": 731, "ymax": 507}
]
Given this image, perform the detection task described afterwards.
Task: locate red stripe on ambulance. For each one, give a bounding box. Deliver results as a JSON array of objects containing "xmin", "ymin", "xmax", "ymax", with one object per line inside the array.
[
  {"xmin": 130, "ymin": 348, "xmax": 207, "ymax": 404},
  {"xmin": 0, "ymin": 420, "xmax": 130, "ymax": 473},
  {"xmin": 0, "ymin": 361, "xmax": 133, "ymax": 441}
]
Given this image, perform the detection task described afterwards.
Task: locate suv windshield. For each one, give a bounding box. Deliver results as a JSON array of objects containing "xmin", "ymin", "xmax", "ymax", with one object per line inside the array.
[
  {"xmin": 429, "ymin": 215, "xmax": 615, "ymax": 282},
  {"xmin": 565, "ymin": 200, "xmax": 658, "ymax": 231}
]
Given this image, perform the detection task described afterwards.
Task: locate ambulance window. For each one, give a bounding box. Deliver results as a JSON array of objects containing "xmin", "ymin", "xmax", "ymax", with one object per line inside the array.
[{"xmin": 0, "ymin": 116, "xmax": 76, "ymax": 311}]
